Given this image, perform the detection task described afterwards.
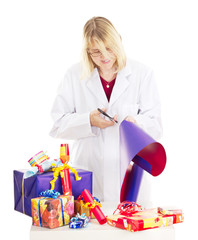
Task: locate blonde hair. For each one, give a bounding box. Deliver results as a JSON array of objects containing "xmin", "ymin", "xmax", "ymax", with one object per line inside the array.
[{"xmin": 81, "ymin": 17, "xmax": 126, "ymax": 79}]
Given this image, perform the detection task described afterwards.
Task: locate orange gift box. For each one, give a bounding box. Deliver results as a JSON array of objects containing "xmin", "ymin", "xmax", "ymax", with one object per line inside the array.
[
  {"xmin": 107, "ymin": 206, "xmax": 183, "ymax": 232},
  {"xmin": 31, "ymin": 195, "xmax": 74, "ymax": 229}
]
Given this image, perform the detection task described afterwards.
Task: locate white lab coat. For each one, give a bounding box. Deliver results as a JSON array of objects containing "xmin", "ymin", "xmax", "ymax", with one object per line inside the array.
[{"xmin": 50, "ymin": 59, "xmax": 162, "ymax": 203}]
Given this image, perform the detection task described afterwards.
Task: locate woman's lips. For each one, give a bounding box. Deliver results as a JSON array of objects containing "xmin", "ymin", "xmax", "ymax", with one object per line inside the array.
[{"xmin": 102, "ymin": 59, "xmax": 110, "ymax": 64}]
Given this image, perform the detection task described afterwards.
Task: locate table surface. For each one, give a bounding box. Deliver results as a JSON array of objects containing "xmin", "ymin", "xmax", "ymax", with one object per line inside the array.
[{"xmin": 30, "ymin": 202, "xmax": 175, "ymax": 240}]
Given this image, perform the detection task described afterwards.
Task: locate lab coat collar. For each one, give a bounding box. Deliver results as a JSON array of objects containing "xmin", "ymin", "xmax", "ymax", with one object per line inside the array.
[
  {"xmin": 86, "ymin": 60, "xmax": 132, "ymax": 107},
  {"xmin": 109, "ymin": 61, "xmax": 131, "ymax": 107},
  {"xmin": 86, "ymin": 68, "xmax": 108, "ymax": 106}
]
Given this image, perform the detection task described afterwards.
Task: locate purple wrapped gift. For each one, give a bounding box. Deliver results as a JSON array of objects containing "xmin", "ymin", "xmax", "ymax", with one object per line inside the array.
[{"xmin": 13, "ymin": 169, "xmax": 92, "ymax": 217}]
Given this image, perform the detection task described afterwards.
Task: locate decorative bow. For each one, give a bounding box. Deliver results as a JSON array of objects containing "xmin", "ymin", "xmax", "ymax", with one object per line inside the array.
[
  {"xmin": 69, "ymin": 213, "xmax": 90, "ymax": 229},
  {"xmin": 50, "ymin": 164, "xmax": 81, "ymax": 190},
  {"xmin": 113, "ymin": 201, "xmax": 143, "ymax": 216}
]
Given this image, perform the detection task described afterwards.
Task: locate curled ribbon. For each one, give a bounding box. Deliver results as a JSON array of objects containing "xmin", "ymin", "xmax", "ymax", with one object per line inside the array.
[
  {"xmin": 39, "ymin": 190, "xmax": 60, "ymax": 199},
  {"xmin": 67, "ymin": 165, "xmax": 82, "ymax": 181},
  {"xmin": 69, "ymin": 213, "xmax": 90, "ymax": 229},
  {"xmin": 80, "ymin": 199, "xmax": 102, "ymax": 209},
  {"xmin": 113, "ymin": 201, "xmax": 143, "ymax": 216},
  {"xmin": 35, "ymin": 164, "xmax": 43, "ymax": 173},
  {"xmin": 50, "ymin": 164, "xmax": 81, "ymax": 190}
]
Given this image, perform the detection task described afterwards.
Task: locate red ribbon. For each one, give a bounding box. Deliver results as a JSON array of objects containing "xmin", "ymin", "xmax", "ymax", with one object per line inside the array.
[
  {"xmin": 35, "ymin": 164, "xmax": 43, "ymax": 173},
  {"xmin": 113, "ymin": 201, "xmax": 143, "ymax": 216}
]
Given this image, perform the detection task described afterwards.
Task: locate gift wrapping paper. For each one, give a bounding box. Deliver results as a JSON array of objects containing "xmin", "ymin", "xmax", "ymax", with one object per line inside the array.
[
  {"xmin": 74, "ymin": 200, "xmax": 95, "ymax": 219},
  {"xmin": 31, "ymin": 195, "xmax": 74, "ymax": 229},
  {"xmin": 14, "ymin": 169, "xmax": 92, "ymax": 216},
  {"xmin": 119, "ymin": 120, "xmax": 166, "ymax": 202},
  {"xmin": 107, "ymin": 208, "xmax": 184, "ymax": 232}
]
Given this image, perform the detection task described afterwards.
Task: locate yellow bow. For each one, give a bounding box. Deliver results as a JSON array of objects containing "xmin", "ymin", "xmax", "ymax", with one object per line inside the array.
[
  {"xmin": 50, "ymin": 164, "xmax": 81, "ymax": 190},
  {"xmin": 79, "ymin": 199, "xmax": 102, "ymax": 209}
]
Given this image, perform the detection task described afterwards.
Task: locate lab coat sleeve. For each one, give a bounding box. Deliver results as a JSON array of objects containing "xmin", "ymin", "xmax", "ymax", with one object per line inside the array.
[
  {"xmin": 134, "ymin": 70, "xmax": 163, "ymax": 140},
  {"xmin": 49, "ymin": 71, "xmax": 99, "ymax": 140}
]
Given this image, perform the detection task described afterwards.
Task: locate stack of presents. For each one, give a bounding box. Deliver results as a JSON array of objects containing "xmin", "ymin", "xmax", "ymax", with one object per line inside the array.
[{"xmin": 13, "ymin": 144, "xmax": 184, "ymax": 231}]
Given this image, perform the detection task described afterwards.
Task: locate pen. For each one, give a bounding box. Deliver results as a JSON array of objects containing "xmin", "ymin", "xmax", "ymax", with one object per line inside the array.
[{"xmin": 97, "ymin": 108, "xmax": 118, "ymax": 123}]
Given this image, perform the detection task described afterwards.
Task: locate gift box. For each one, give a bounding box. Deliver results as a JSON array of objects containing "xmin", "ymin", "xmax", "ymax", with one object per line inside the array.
[
  {"xmin": 74, "ymin": 200, "xmax": 95, "ymax": 219},
  {"xmin": 107, "ymin": 208, "xmax": 184, "ymax": 232},
  {"xmin": 31, "ymin": 195, "xmax": 74, "ymax": 228},
  {"xmin": 14, "ymin": 169, "xmax": 92, "ymax": 216}
]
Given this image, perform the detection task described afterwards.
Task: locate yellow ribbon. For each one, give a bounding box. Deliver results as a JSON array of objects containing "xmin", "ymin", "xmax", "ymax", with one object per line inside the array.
[
  {"xmin": 50, "ymin": 164, "xmax": 81, "ymax": 190},
  {"xmin": 79, "ymin": 199, "xmax": 102, "ymax": 209}
]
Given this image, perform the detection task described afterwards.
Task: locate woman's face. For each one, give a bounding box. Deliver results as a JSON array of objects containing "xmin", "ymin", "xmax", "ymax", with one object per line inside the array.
[{"xmin": 88, "ymin": 41, "xmax": 117, "ymax": 73}]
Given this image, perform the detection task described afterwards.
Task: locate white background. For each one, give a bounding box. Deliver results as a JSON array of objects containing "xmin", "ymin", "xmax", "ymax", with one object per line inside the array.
[{"xmin": 1, "ymin": 0, "xmax": 197, "ymax": 239}]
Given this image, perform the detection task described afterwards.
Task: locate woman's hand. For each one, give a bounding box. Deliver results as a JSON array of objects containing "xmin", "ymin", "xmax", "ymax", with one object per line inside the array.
[
  {"xmin": 125, "ymin": 116, "xmax": 137, "ymax": 124},
  {"xmin": 90, "ymin": 108, "xmax": 117, "ymax": 129}
]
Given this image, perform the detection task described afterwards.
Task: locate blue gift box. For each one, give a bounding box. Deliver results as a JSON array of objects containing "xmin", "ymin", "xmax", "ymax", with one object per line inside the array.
[{"xmin": 14, "ymin": 169, "xmax": 92, "ymax": 217}]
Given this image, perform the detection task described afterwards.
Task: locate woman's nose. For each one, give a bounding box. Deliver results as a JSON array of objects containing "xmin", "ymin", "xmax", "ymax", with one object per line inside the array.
[{"xmin": 100, "ymin": 52, "xmax": 109, "ymax": 59}]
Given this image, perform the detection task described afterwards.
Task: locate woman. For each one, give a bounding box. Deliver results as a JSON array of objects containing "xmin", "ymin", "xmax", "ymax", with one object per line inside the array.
[{"xmin": 50, "ymin": 17, "xmax": 162, "ymax": 202}]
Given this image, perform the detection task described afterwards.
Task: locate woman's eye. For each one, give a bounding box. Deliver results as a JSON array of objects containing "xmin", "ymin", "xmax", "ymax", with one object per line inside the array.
[{"xmin": 106, "ymin": 48, "xmax": 112, "ymax": 52}]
